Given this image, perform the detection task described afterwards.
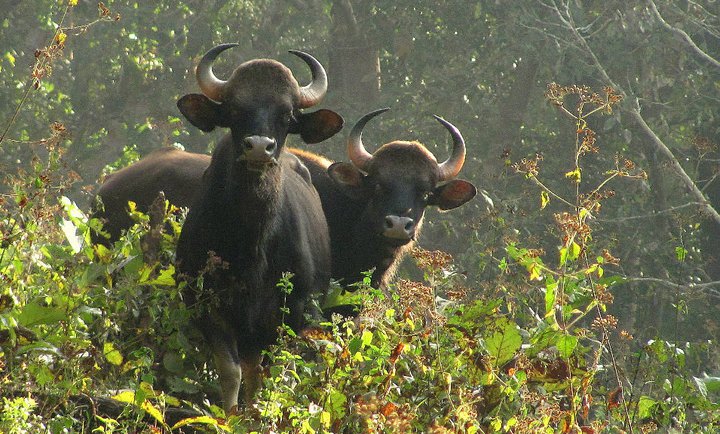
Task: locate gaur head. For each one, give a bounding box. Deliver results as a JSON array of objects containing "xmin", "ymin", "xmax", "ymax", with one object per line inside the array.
[
  {"xmin": 177, "ymin": 43, "xmax": 343, "ymax": 170},
  {"xmin": 328, "ymin": 108, "xmax": 477, "ymax": 244}
]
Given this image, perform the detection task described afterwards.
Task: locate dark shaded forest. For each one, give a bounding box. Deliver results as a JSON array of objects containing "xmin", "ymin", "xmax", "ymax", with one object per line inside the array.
[{"xmin": 0, "ymin": 1, "xmax": 718, "ymax": 432}]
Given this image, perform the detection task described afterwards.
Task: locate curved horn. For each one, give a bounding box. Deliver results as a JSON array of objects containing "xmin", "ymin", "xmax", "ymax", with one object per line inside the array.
[
  {"xmin": 196, "ymin": 43, "xmax": 238, "ymax": 102},
  {"xmin": 433, "ymin": 115, "xmax": 466, "ymax": 181},
  {"xmin": 288, "ymin": 50, "xmax": 328, "ymax": 109},
  {"xmin": 347, "ymin": 108, "xmax": 390, "ymax": 171}
]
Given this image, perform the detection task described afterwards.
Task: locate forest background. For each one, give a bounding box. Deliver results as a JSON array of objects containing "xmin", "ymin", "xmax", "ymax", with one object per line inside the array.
[{"xmin": 0, "ymin": 0, "xmax": 719, "ymax": 432}]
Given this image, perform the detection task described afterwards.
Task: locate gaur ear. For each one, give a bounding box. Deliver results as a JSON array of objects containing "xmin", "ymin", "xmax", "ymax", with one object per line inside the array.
[
  {"xmin": 429, "ymin": 179, "xmax": 477, "ymax": 210},
  {"xmin": 293, "ymin": 109, "xmax": 344, "ymax": 144},
  {"xmin": 177, "ymin": 94, "xmax": 224, "ymax": 132},
  {"xmin": 328, "ymin": 162, "xmax": 366, "ymax": 199}
]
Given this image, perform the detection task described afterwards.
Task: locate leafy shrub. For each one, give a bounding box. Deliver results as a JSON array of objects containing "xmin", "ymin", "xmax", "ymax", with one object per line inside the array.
[{"xmin": 0, "ymin": 32, "xmax": 716, "ymax": 431}]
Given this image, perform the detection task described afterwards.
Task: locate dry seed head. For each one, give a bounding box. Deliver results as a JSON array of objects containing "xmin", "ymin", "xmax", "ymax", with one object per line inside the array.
[
  {"xmin": 410, "ymin": 248, "xmax": 453, "ymax": 271},
  {"xmin": 591, "ymin": 315, "xmax": 618, "ymax": 331}
]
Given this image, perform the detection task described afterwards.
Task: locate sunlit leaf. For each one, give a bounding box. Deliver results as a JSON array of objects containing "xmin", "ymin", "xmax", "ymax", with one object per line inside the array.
[
  {"xmin": 140, "ymin": 399, "xmax": 165, "ymax": 426},
  {"xmin": 104, "ymin": 342, "xmax": 123, "ymax": 366},
  {"xmin": 4, "ymin": 52, "xmax": 15, "ymax": 66},
  {"xmin": 145, "ymin": 265, "xmax": 176, "ymax": 286},
  {"xmin": 637, "ymin": 395, "xmax": 656, "ymax": 419},
  {"xmin": 171, "ymin": 416, "xmax": 232, "ymax": 432},
  {"xmin": 320, "ymin": 410, "xmax": 331, "ymax": 429},
  {"xmin": 361, "ymin": 329, "xmax": 373, "ymax": 347},
  {"xmin": 544, "ymin": 277, "xmax": 557, "ymax": 320},
  {"xmin": 675, "ymin": 246, "xmax": 687, "ymax": 262},
  {"xmin": 485, "ymin": 318, "xmax": 522, "ymax": 366},
  {"xmin": 59, "ymin": 218, "xmax": 83, "ymax": 253},
  {"xmin": 556, "ymin": 334, "xmax": 578, "ymax": 358},
  {"xmin": 564, "ymin": 168, "xmax": 581, "ymax": 183},
  {"xmin": 528, "ymin": 262, "xmax": 542, "ymax": 281},
  {"xmin": 55, "ymin": 31, "xmax": 66, "ymax": 46},
  {"xmin": 540, "ymin": 190, "xmax": 550, "ymax": 209},
  {"xmin": 560, "ymin": 242, "xmax": 581, "ymax": 265},
  {"xmin": 112, "ymin": 390, "xmax": 136, "ymax": 404},
  {"xmin": 17, "ymin": 301, "xmax": 66, "ymax": 326}
]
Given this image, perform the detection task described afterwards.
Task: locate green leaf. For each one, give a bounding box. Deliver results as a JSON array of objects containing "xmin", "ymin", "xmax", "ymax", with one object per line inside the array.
[
  {"xmin": 544, "ymin": 277, "xmax": 557, "ymax": 321},
  {"xmin": 675, "ymin": 246, "xmax": 687, "ymax": 262},
  {"xmin": 361, "ymin": 329, "xmax": 373, "ymax": 347},
  {"xmin": 327, "ymin": 389, "xmax": 347, "ymax": 419},
  {"xmin": 485, "ymin": 318, "xmax": 522, "ymax": 366},
  {"xmin": 556, "ymin": 334, "xmax": 578, "ymax": 358},
  {"xmin": 112, "ymin": 390, "xmax": 169, "ymax": 429},
  {"xmin": 4, "ymin": 51, "xmax": 15, "ymax": 66},
  {"xmin": 559, "ymin": 242, "xmax": 581, "ymax": 265},
  {"xmin": 145, "ymin": 265, "xmax": 176, "ymax": 286},
  {"xmin": 637, "ymin": 396, "xmax": 656, "ymax": 420},
  {"xmin": 348, "ymin": 336, "xmax": 362, "ymax": 355},
  {"xmin": 104, "ymin": 342, "xmax": 123, "ymax": 366},
  {"xmin": 695, "ymin": 374, "xmax": 720, "ymax": 395},
  {"xmin": 17, "ymin": 301, "xmax": 66, "ymax": 327},
  {"xmin": 162, "ymin": 351, "xmax": 185, "ymax": 374},
  {"xmin": 498, "ymin": 257, "xmax": 507, "ymax": 271}
]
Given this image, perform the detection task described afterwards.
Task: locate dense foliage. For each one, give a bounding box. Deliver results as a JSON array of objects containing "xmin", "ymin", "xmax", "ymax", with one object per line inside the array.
[{"xmin": 1, "ymin": 0, "xmax": 719, "ymax": 432}]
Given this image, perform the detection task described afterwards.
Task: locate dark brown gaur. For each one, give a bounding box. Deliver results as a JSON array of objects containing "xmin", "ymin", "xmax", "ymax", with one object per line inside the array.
[
  {"xmin": 173, "ymin": 44, "xmax": 340, "ymax": 414},
  {"xmin": 301, "ymin": 108, "xmax": 477, "ymax": 304},
  {"xmin": 92, "ymin": 106, "xmax": 476, "ymax": 319}
]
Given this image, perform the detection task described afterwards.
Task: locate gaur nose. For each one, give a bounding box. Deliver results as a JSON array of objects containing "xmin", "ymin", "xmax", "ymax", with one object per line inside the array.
[
  {"xmin": 383, "ymin": 215, "xmax": 415, "ymax": 240},
  {"xmin": 243, "ymin": 135, "xmax": 277, "ymax": 161}
]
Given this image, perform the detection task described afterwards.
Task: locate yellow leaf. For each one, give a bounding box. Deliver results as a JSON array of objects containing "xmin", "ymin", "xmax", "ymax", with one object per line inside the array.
[
  {"xmin": 564, "ymin": 167, "xmax": 581, "ymax": 183},
  {"xmin": 55, "ymin": 31, "xmax": 67, "ymax": 46},
  {"xmin": 4, "ymin": 52, "xmax": 15, "ymax": 66},
  {"xmin": 69, "ymin": 0, "xmax": 78, "ymax": 5},
  {"xmin": 141, "ymin": 400, "xmax": 165, "ymax": 425},
  {"xmin": 112, "ymin": 391, "xmax": 167, "ymax": 428},
  {"xmin": 320, "ymin": 411, "xmax": 332, "ymax": 428},
  {"xmin": 540, "ymin": 190, "xmax": 550, "ymax": 210},
  {"xmin": 171, "ymin": 416, "xmax": 231, "ymax": 432},
  {"xmin": 528, "ymin": 262, "xmax": 542, "ymax": 281},
  {"xmin": 103, "ymin": 342, "xmax": 123, "ymax": 366},
  {"xmin": 112, "ymin": 390, "xmax": 135, "ymax": 404}
]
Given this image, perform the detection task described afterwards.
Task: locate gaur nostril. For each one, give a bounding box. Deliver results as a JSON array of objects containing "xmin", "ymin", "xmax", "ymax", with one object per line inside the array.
[
  {"xmin": 405, "ymin": 220, "xmax": 414, "ymax": 231},
  {"xmin": 385, "ymin": 217, "xmax": 394, "ymax": 229},
  {"xmin": 266, "ymin": 143, "xmax": 275, "ymax": 153}
]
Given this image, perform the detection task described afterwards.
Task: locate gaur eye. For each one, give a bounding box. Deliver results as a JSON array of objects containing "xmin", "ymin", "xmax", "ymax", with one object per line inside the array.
[{"xmin": 422, "ymin": 192, "xmax": 430, "ymax": 202}]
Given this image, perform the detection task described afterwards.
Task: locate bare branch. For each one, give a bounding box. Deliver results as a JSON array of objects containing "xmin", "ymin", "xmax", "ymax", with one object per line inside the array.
[
  {"xmin": 550, "ymin": 0, "xmax": 720, "ymax": 227},
  {"xmin": 623, "ymin": 277, "xmax": 720, "ymax": 299},
  {"xmin": 701, "ymin": 172, "xmax": 720, "ymax": 193},
  {"xmin": 648, "ymin": 0, "xmax": 720, "ymax": 70},
  {"xmin": 597, "ymin": 202, "xmax": 708, "ymax": 222}
]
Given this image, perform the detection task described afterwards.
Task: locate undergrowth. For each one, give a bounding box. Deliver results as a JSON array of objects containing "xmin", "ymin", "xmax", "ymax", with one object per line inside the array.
[
  {"xmin": 1, "ymin": 83, "xmax": 718, "ymax": 433},
  {"xmin": 0, "ymin": 6, "xmax": 718, "ymax": 430}
]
